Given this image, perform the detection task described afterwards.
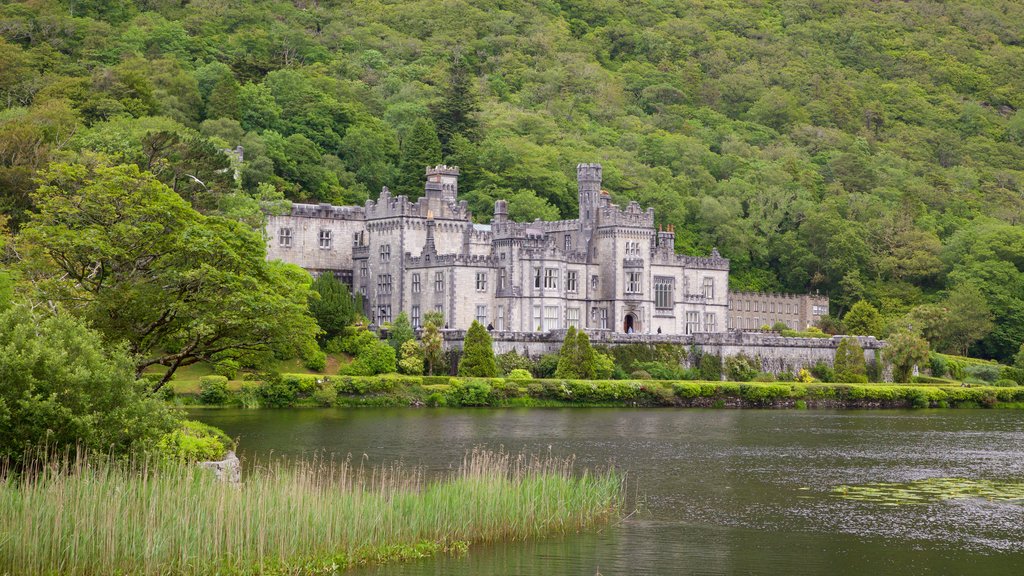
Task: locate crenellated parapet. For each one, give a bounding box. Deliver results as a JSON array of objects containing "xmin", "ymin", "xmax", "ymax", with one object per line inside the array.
[
  {"xmin": 404, "ymin": 252, "xmax": 500, "ymax": 269},
  {"xmin": 597, "ymin": 200, "xmax": 655, "ymax": 229},
  {"xmin": 289, "ymin": 202, "xmax": 366, "ymax": 220}
]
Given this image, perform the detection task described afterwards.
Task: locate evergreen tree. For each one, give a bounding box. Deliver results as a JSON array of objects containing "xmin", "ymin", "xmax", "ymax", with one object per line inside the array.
[
  {"xmin": 397, "ymin": 117, "xmax": 442, "ymax": 198},
  {"xmin": 833, "ymin": 337, "xmax": 868, "ymax": 383},
  {"xmin": 575, "ymin": 330, "xmax": 597, "ymax": 380},
  {"xmin": 434, "ymin": 53, "xmax": 479, "ymax": 156},
  {"xmin": 458, "ymin": 320, "xmax": 497, "ymax": 377},
  {"xmin": 555, "ymin": 326, "xmax": 579, "ymax": 379},
  {"xmin": 387, "ymin": 311, "xmax": 415, "ymax": 352},
  {"xmin": 309, "ymin": 273, "xmax": 357, "ymax": 343},
  {"xmin": 843, "ymin": 300, "xmax": 884, "ymax": 337}
]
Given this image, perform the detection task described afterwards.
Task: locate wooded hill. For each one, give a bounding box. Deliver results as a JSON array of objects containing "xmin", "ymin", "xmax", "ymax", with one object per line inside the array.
[{"xmin": 2, "ymin": 0, "xmax": 1023, "ymax": 360}]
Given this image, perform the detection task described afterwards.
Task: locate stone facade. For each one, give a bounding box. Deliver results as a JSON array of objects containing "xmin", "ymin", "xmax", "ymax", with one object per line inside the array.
[
  {"xmin": 727, "ymin": 291, "xmax": 829, "ymax": 331},
  {"xmin": 267, "ymin": 163, "xmax": 736, "ymax": 336}
]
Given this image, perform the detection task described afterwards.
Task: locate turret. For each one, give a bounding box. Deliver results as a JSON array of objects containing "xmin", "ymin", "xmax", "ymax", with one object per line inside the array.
[
  {"xmin": 577, "ymin": 163, "xmax": 602, "ymax": 226},
  {"xmin": 424, "ymin": 165, "xmax": 459, "ymax": 201}
]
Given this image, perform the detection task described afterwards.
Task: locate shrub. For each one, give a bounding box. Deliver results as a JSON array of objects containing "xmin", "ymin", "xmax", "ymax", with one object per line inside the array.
[
  {"xmin": 496, "ymin": 350, "xmax": 533, "ymax": 375},
  {"xmin": 810, "ymin": 361, "xmax": 834, "ymax": 383},
  {"xmin": 964, "ymin": 364, "xmax": 1001, "ymax": 383},
  {"xmin": 993, "ymin": 379, "xmax": 1019, "ymax": 388},
  {"xmin": 555, "ymin": 328, "xmax": 597, "ymax": 379},
  {"xmin": 772, "ymin": 321, "xmax": 789, "ymax": 332},
  {"xmin": 672, "ymin": 382, "xmax": 702, "ymax": 398},
  {"xmin": 636, "ymin": 361, "xmax": 689, "ymax": 380},
  {"xmin": 213, "ymin": 359, "xmax": 240, "ymax": 379},
  {"xmin": 448, "ymin": 380, "xmax": 494, "ymax": 406},
  {"xmin": 594, "ymin": 352, "xmax": 615, "ymax": 379},
  {"xmin": 156, "ymin": 420, "xmax": 233, "ymax": 461},
  {"xmin": 458, "ymin": 321, "xmax": 498, "ymax": 377},
  {"xmin": 342, "ymin": 339, "xmax": 397, "ymax": 376},
  {"xmin": 724, "ymin": 355, "xmax": 758, "ymax": 382},
  {"xmin": 752, "ymin": 373, "xmax": 775, "ymax": 382},
  {"xmin": 1001, "ymin": 366, "xmax": 1024, "ymax": 386},
  {"xmin": 776, "ymin": 371, "xmax": 795, "ymax": 382},
  {"xmin": 0, "ymin": 307, "xmax": 179, "ymax": 463},
  {"xmin": 398, "ymin": 340, "xmax": 424, "ymax": 375},
  {"xmin": 198, "ymin": 375, "xmax": 229, "ymax": 405},
  {"xmin": 928, "ymin": 353, "xmax": 948, "ymax": 378},
  {"xmin": 834, "ymin": 338, "xmax": 867, "ymax": 383},
  {"xmin": 311, "ymin": 381, "xmax": 338, "ymax": 406},
  {"xmin": 425, "ymin": 392, "xmax": 447, "ymax": 407},
  {"xmin": 507, "ymin": 369, "xmax": 532, "ymax": 380},
  {"xmin": 302, "ymin": 348, "xmax": 327, "ymax": 372},
  {"xmin": 533, "ymin": 354, "xmax": 560, "ymax": 378},
  {"xmin": 238, "ymin": 383, "xmax": 260, "ymax": 408},
  {"xmin": 339, "ymin": 329, "xmax": 378, "ymax": 355},
  {"xmin": 740, "ymin": 384, "xmax": 791, "ymax": 405},
  {"xmin": 257, "ymin": 373, "xmax": 297, "ymax": 407},
  {"xmin": 699, "ymin": 354, "xmax": 722, "ymax": 381},
  {"xmin": 630, "ymin": 369, "xmax": 652, "ymax": 380}
]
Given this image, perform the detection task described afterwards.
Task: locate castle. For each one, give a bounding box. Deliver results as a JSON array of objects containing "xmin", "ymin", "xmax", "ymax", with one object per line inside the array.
[{"xmin": 265, "ymin": 163, "xmax": 826, "ymax": 336}]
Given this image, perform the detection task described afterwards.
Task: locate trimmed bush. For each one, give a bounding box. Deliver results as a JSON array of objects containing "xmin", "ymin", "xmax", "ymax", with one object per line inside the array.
[
  {"xmin": 198, "ymin": 375, "xmax": 229, "ymax": 405},
  {"xmin": 507, "ymin": 369, "xmax": 532, "ymax": 380},
  {"xmin": 257, "ymin": 374, "xmax": 297, "ymax": 407},
  {"xmin": 993, "ymin": 379, "xmax": 1018, "ymax": 388},
  {"xmin": 448, "ymin": 380, "xmax": 494, "ymax": 406}
]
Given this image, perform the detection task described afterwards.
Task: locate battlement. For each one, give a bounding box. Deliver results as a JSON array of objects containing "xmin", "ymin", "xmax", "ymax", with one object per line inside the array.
[
  {"xmin": 404, "ymin": 252, "xmax": 500, "ymax": 268},
  {"xmin": 289, "ymin": 203, "xmax": 365, "ymax": 220},
  {"xmin": 597, "ymin": 201, "xmax": 655, "ymax": 228},
  {"xmin": 730, "ymin": 291, "xmax": 827, "ymax": 301}
]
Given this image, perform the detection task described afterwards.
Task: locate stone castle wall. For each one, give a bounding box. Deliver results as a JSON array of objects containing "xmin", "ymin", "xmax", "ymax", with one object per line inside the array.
[{"xmin": 439, "ymin": 330, "xmax": 885, "ymax": 380}]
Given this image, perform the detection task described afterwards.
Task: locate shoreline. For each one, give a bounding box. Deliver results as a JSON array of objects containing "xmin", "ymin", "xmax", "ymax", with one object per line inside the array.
[{"xmin": 169, "ymin": 374, "xmax": 1024, "ymax": 410}]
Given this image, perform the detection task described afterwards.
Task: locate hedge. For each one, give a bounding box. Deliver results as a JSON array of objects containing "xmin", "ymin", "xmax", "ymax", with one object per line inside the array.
[{"xmin": 167, "ymin": 374, "xmax": 1024, "ymax": 409}]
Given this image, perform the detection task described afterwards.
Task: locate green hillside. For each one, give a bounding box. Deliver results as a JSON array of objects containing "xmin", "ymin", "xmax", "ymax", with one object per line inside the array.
[{"xmin": 2, "ymin": 0, "xmax": 1023, "ymax": 359}]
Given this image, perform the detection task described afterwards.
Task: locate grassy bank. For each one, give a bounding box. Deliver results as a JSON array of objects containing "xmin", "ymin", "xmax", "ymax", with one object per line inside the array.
[
  {"xmin": 172, "ymin": 374, "xmax": 1024, "ymax": 410},
  {"xmin": 0, "ymin": 450, "xmax": 622, "ymax": 575}
]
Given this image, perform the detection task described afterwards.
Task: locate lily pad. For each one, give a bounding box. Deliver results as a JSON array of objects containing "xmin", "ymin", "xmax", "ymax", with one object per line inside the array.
[{"xmin": 833, "ymin": 477, "xmax": 1024, "ymax": 506}]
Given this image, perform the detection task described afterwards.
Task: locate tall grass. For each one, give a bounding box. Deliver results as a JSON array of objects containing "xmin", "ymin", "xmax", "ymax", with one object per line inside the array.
[{"xmin": 0, "ymin": 449, "xmax": 623, "ymax": 575}]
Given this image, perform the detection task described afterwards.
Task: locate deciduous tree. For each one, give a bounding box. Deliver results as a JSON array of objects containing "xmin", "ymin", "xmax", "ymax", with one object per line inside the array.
[{"xmin": 18, "ymin": 162, "xmax": 319, "ymax": 389}]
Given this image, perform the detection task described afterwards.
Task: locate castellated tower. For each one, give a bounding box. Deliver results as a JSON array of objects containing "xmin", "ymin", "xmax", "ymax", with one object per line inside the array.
[
  {"xmin": 577, "ymin": 163, "xmax": 602, "ymax": 235},
  {"xmin": 424, "ymin": 165, "xmax": 459, "ymax": 201}
]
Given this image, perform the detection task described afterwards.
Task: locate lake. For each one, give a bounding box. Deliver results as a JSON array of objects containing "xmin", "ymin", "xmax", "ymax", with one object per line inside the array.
[{"xmin": 191, "ymin": 408, "xmax": 1024, "ymax": 575}]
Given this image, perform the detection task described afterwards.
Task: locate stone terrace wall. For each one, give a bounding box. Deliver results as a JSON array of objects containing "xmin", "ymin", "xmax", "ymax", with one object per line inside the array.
[{"xmin": 440, "ymin": 330, "xmax": 885, "ymax": 379}]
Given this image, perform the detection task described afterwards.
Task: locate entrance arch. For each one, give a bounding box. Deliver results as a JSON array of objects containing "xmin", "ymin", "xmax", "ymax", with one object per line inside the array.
[{"xmin": 623, "ymin": 313, "xmax": 635, "ymax": 334}]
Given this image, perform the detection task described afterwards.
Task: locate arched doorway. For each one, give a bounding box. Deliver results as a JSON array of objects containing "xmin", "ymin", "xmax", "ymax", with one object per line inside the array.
[{"xmin": 623, "ymin": 313, "xmax": 635, "ymax": 334}]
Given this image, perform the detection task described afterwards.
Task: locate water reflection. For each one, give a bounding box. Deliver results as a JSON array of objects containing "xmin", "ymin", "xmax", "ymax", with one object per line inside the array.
[{"xmin": 192, "ymin": 408, "xmax": 1024, "ymax": 575}]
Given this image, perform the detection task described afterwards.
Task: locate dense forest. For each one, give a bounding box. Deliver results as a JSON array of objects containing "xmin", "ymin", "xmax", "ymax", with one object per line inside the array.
[{"xmin": 1, "ymin": 0, "xmax": 1023, "ymax": 360}]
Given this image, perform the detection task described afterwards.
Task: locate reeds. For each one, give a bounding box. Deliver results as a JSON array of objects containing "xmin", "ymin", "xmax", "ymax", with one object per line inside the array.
[{"xmin": 0, "ymin": 448, "xmax": 622, "ymax": 575}]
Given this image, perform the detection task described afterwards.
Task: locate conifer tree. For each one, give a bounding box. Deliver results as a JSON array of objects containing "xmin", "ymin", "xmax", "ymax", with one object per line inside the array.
[
  {"xmin": 554, "ymin": 326, "xmax": 579, "ymax": 379},
  {"xmin": 575, "ymin": 329, "xmax": 597, "ymax": 380},
  {"xmin": 434, "ymin": 53, "xmax": 479, "ymax": 155},
  {"xmin": 397, "ymin": 117, "xmax": 442, "ymax": 198},
  {"xmin": 309, "ymin": 273, "xmax": 357, "ymax": 343},
  {"xmin": 387, "ymin": 311, "xmax": 415, "ymax": 352},
  {"xmin": 833, "ymin": 337, "xmax": 868, "ymax": 383},
  {"xmin": 458, "ymin": 320, "xmax": 497, "ymax": 377}
]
